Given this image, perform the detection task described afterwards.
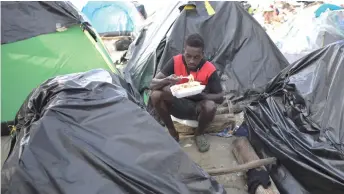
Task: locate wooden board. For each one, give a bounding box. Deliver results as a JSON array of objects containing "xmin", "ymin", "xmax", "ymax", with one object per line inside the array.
[
  {"xmin": 205, "ymin": 157, "xmax": 276, "ymax": 176},
  {"xmin": 174, "ymin": 113, "xmax": 235, "ymax": 134},
  {"xmin": 100, "ymin": 36, "xmax": 130, "ymax": 40},
  {"xmin": 233, "ymin": 137, "xmax": 280, "ymax": 194}
]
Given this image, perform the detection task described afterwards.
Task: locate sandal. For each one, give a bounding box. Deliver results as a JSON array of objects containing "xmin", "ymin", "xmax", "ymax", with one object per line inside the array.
[
  {"xmin": 195, "ymin": 135, "xmax": 210, "ymax": 152},
  {"xmin": 173, "ymin": 135, "xmax": 180, "ymax": 143}
]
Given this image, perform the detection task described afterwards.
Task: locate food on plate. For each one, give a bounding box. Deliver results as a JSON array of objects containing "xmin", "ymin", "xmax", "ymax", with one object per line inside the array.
[
  {"xmin": 171, "ymin": 75, "xmax": 202, "ymax": 93},
  {"xmin": 178, "ymin": 74, "xmax": 195, "ymax": 82}
]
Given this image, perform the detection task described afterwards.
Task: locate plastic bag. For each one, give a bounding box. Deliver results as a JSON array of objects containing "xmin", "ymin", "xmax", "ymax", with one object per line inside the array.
[
  {"xmin": 245, "ymin": 41, "xmax": 344, "ymax": 194},
  {"xmin": 1, "ymin": 69, "xmax": 225, "ymax": 194},
  {"xmin": 273, "ymin": 9, "xmax": 344, "ymax": 63}
]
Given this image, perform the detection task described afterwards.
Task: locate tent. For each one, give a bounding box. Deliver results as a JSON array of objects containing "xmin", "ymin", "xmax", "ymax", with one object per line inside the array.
[
  {"xmin": 1, "ymin": 1, "xmax": 118, "ymax": 125},
  {"xmin": 1, "ymin": 69, "xmax": 225, "ymax": 194},
  {"xmin": 81, "ymin": 1, "xmax": 145, "ymax": 37},
  {"xmin": 245, "ymin": 41, "xmax": 344, "ymax": 194},
  {"xmin": 272, "ymin": 8, "xmax": 344, "ymax": 63},
  {"xmin": 123, "ymin": 1, "xmax": 290, "ymax": 100},
  {"xmin": 132, "ymin": 1, "xmax": 148, "ymax": 19}
]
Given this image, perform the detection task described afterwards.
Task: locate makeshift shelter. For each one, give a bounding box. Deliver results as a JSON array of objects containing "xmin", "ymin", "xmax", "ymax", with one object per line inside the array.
[
  {"xmin": 124, "ymin": 1, "xmax": 289, "ymax": 99},
  {"xmin": 272, "ymin": 8, "xmax": 344, "ymax": 63},
  {"xmin": 1, "ymin": 69, "xmax": 225, "ymax": 194},
  {"xmin": 245, "ymin": 41, "xmax": 344, "ymax": 194},
  {"xmin": 314, "ymin": 3, "xmax": 343, "ymax": 17},
  {"xmin": 1, "ymin": 1, "xmax": 118, "ymax": 125},
  {"xmin": 133, "ymin": 1, "xmax": 148, "ymax": 19},
  {"xmin": 82, "ymin": 1, "xmax": 144, "ymax": 37}
]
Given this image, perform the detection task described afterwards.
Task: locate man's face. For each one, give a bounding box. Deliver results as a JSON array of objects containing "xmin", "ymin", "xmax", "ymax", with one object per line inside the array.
[{"xmin": 184, "ymin": 45, "xmax": 203, "ymax": 71}]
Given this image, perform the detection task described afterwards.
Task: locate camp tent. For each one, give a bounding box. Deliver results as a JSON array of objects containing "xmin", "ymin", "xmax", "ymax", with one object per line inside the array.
[
  {"xmin": 1, "ymin": 69, "xmax": 225, "ymax": 194},
  {"xmin": 124, "ymin": 1, "xmax": 290, "ymax": 102},
  {"xmin": 272, "ymin": 7, "xmax": 344, "ymax": 63},
  {"xmin": 245, "ymin": 41, "xmax": 344, "ymax": 194},
  {"xmin": 1, "ymin": 1, "xmax": 118, "ymax": 125},
  {"xmin": 81, "ymin": 1, "xmax": 145, "ymax": 37},
  {"xmin": 132, "ymin": 1, "xmax": 148, "ymax": 19}
]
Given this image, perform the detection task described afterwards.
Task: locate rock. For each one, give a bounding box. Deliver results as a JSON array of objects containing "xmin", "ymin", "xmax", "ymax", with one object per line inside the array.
[{"xmin": 114, "ymin": 38, "xmax": 132, "ymax": 51}]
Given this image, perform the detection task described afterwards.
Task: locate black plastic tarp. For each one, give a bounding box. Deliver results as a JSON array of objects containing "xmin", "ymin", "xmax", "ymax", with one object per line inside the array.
[
  {"xmin": 123, "ymin": 1, "xmax": 184, "ymax": 93},
  {"xmin": 245, "ymin": 41, "xmax": 344, "ymax": 194},
  {"xmin": 124, "ymin": 1, "xmax": 289, "ymax": 95},
  {"xmin": 1, "ymin": 69, "xmax": 225, "ymax": 194},
  {"xmin": 1, "ymin": 1, "xmax": 84, "ymax": 44}
]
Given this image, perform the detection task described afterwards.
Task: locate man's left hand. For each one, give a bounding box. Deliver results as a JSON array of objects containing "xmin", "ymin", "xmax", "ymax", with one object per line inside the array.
[{"xmin": 186, "ymin": 92, "xmax": 206, "ymax": 101}]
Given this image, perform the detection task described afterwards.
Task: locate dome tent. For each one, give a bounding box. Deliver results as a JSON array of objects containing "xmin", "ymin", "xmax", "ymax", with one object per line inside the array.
[
  {"xmin": 1, "ymin": 1, "xmax": 118, "ymax": 126},
  {"xmin": 82, "ymin": 1, "xmax": 144, "ymax": 37},
  {"xmin": 132, "ymin": 1, "xmax": 148, "ymax": 19},
  {"xmin": 245, "ymin": 41, "xmax": 344, "ymax": 194},
  {"xmin": 124, "ymin": 1, "xmax": 289, "ymax": 97},
  {"xmin": 273, "ymin": 9, "xmax": 344, "ymax": 63}
]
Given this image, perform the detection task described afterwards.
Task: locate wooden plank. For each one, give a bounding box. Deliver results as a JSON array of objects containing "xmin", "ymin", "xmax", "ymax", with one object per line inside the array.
[
  {"xmin": 100, "ymin": 36, "xmax": 130, "ymax": 40},
  {"xmin": 216, "ymin": 106, "xmax": 230, "ymax": 114},
  {"xmin": 205, "ymin": 157, "xmax": 276, "ymax": 176},
  {"xmin": 179, "ymin": 134, "xmax": 194, "ymax": 140},
  {"xmin": 174, "ymin": 113, "xmax": 235, "ymax": 134},
  {"xmin": 233, "ymin": 137, "xmax": 280, "ymax": 194}
]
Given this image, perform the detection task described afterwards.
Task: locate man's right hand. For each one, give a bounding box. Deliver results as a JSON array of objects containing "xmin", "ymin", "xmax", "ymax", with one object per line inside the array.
[{"xmin": 165, "ymin": 74, "xmax": 181, "ymax": 85}]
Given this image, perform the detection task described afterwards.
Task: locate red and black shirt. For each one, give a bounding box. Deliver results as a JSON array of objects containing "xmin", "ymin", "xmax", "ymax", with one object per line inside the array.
[{"xmin": 161, "ymin": 54, "xmax": 222, "ymax": 94}]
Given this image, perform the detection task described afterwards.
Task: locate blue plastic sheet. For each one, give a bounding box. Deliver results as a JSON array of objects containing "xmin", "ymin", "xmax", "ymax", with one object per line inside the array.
[{"xmin": 82, "ymin": 1, "xmax": 143, "ymax": 34}]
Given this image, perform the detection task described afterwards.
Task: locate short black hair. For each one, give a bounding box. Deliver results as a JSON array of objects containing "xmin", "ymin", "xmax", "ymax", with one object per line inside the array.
[{"xmin": 185, "ymin": 33, "xmax": 204, "ymax": 50}]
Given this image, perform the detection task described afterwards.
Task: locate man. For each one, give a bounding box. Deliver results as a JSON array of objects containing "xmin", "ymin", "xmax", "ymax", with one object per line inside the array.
[{"xmin": 150, "ymin": 34, "xmax": 224, "ymax": 152}]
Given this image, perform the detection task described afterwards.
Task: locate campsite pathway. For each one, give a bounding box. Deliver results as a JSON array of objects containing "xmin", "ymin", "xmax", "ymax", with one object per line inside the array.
[{"xmin": 181, "ymin": 135, "xmax": 249, "ymax": 194}]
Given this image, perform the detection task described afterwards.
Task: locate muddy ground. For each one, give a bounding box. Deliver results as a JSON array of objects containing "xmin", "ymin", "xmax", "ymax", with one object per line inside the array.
[{"xmin": 181, "ymin": 135, "xmax": 248, "ymax": 194}]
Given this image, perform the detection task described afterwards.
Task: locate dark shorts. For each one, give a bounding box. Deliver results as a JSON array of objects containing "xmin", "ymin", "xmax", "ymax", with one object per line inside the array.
[{"xmin": 170, "ymin": 97, "xmax": 200, "ymax": 120}]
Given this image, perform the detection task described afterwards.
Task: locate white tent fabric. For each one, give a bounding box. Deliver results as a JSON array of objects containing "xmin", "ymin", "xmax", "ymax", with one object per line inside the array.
[{"xmin": 269, "ymin": 6, "xmax": 344, "ymax": 63}]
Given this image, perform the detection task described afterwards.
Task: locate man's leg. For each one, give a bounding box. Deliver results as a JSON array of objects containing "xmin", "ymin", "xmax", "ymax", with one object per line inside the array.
[
  {"xmin": 194, "ymin": 100, "xmax": 216, "ymax": 152},
  {"xmin": 196, "ymin": 100, "xmax": 217, "ymax": 135},
  {"xmin": 150, "ymin": 89, "xmax": 179, "ymax": 141}
]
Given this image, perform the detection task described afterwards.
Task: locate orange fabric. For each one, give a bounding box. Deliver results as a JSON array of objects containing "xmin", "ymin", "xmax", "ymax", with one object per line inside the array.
[{"xmin": 173, "ymin": 54, "xmax": 216, "ymax": 85}]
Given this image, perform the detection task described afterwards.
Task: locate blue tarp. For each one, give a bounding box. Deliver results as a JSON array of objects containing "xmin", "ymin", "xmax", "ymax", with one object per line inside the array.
[
  {"xmin": 314, "ymin": 3, "xmax": 343, "ymax": 18},
  {"xmin": 82, "ymin": 1, "xmax": 143, "ymax": 34}
]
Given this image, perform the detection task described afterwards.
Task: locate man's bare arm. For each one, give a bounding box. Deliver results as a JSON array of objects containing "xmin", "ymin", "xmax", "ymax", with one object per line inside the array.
[
  {"xmin": 149, "ymin": 72, "xmax": 169, "ymax": 90},
  {"xmin": 203, "ymin": 91, "xmax": 225, "ymax": 104}
]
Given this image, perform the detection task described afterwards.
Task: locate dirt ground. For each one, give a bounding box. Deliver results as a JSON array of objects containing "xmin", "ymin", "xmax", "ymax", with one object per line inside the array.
[
  {"xmin": 102, "ymin": 38, "xmax": 127, "ymax": 63},
  {"xmin": 181, "ymin": 135, "xmax": 249, "ymax": 194}
]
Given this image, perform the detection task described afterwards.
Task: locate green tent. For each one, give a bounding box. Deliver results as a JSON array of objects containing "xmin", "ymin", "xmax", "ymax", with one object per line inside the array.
[{"xmin": 1, "ymin": 1, "xmax": 118, "ymax": 124}]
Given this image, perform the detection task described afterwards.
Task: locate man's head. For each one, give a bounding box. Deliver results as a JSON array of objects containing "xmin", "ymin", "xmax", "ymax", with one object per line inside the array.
[{"xmin": 183, "ymin": 33, "xmax": 204, "ymax": 71}]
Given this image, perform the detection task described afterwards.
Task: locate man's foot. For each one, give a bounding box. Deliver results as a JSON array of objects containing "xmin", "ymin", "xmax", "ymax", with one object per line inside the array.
[
  {"xmin": 173, "ymin": 135, "xmax": 180, "ymax": 142},
  {"xmin": 195, "ymin": 135, "xmax": 210, "ymax": 152},
  {"xmin": 170, "ymin": 130, "xmax": 180, "ymax": 142}
]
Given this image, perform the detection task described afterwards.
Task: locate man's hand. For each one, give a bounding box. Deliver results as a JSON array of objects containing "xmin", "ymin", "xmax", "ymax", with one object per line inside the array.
[
  {"xmin": 187, "ymin": 92, "xmax": 224, "ymax": 104},
  {"xmin": 165, "ymin": 74, "xmax": 182, "ymax": 85},
  {"xmin": 187, "ymin": 92, "xmax": 206, "ymax": 101},
  {"xmin": 162, "ymin": 85, "xmax": 172, "ymax": 93},
  {"xmin": 150, "ymin": 72, "xmax": 180, "ymax": 90}
]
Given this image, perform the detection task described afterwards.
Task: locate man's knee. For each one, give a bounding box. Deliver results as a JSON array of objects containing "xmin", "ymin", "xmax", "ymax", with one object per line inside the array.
[
  {"xmin": 150, "ymin": 90, "xmax": 163, "ymax": 106},
  {"xmin": 200, "ymin": 100, "xmax": 216, "ymax": 115}
]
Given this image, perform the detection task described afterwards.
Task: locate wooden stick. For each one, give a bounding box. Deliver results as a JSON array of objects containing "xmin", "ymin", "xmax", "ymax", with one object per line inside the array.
[
  {"xmin": 233, "ymin": 137, "xmax": 280, "ymax": 194},
  {"xmin": 101, "ymin": 36, "xmax": 129, "ymax": 40},
  {"xmin": 216, "ymin": 106, "xmax": 230, "ymax": 114},
  {"xmin": 205, "ymin": 157, "xmax": 276, "ymax": 176},
  {"xmin": 179, "ymin": 134, "xmax": 194, "ymax": 139},
  {"xmin": 174, "ymin": 113, "xmax": 235, "ymax": 134}
]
